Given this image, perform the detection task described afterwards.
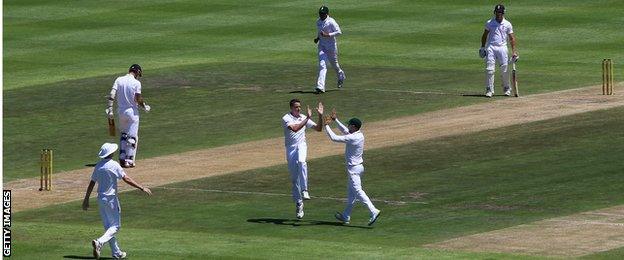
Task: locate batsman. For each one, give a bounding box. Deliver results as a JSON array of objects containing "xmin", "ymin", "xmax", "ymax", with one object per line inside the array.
[
  {"xmin": 479, "ymin": 4, "xmax": 519, "ymax": 97},
  {"xmin": 106, "ymin": 64, "xmax": 151, "ymax": 168}
]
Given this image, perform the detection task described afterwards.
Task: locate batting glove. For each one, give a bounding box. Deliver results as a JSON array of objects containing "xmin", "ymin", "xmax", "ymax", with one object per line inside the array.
[
  {"xmin": 105, "ymin": 107, "xmax": 114, "ymax": 119},
  {"xmin": 143, "ymin": 104, "xmax": 151, "ymax": 112},
  {"xmin": 479, "ymin": 47, "xmax": 486, "ymax": 58}
]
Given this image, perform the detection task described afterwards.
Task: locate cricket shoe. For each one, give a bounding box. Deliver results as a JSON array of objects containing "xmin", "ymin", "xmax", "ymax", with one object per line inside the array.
[
  {"xmin": 296, "ymin": 202, "xmax": 304, "ymax": 219},
  {"xmin": 92, "ymin": 240, "xmax": 102, "ymax": 259},
  {"xmin": 504, "ymin": 89, "xmax": 512, "ymax": 96},
  {"xmin": 302, "ymin": 190, "xmax": 311, "ymax": 200},
  {"xmin": 337, "ymin": 79, "xmax": 344, "ymax": 88},
  {"xmin": 113, "ymin": 251, "xmax": 127, "ymax": 259},
  {"xmin": 334, "ymin": 212, "xmax": 350, "ymax": 224},
  {"xmin": 368, "ymin": 209, "xmax": 381, "ymax": 226},
  {"xmin": 485, "ymin": 92, "xmax": 493, "ymax": 98},
  {"xmin": 314, "ymin": 87, "xmax": 325, "ymax": 94}
]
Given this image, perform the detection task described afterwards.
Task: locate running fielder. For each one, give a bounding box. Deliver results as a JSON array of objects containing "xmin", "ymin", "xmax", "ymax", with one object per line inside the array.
[
  {"xmin": 314, "ymin": 5, "xmax": 346, "ymax": 93},
  {"xmin": 82, "ymin": 143, "xmax": 152, "ymax": 259},
  {"xmin": 282, "ymin": 99, "xmax": 323, "ymax": 219},
  {"xmin": 106, "ymin": 64, "xmax": 151, "ymax": 168},
  {"xmin": 479, "ymin": 4, "xmax": 519, "ymax": 97},
  {"xmin": 323, "ymin": 109, "xmax": 381, "ymax": 226}
]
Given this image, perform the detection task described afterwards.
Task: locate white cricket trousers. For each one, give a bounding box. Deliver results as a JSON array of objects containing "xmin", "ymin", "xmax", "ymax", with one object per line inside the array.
[
  {"xmin": 118, "ymin": 107, "xmax": 140, "ymax": 163},
  {"xmin": 316, "ymin": 47, "xmax": 345, "ymax": 91},
  {"xmin": 97, "ymin": 195, "xmax": 123, "ymax": 256},
  {"xmin": 485, "ymin": 44, "xmax": 510, "ymax": 93},
  {"xmin": 286, "ymin": 143, "xmax": 309, "ymax": 204},
  {"xmin": 342, "ymin": 164, "xmax": 377, "ymax": 218}
]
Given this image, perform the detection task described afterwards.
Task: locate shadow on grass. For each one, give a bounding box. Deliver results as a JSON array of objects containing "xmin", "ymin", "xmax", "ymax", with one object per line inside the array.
[
  {"xmin": 462, "ymin": 93, "xmax": 513, "ymax": 98},
  {"xmin": 63, "ymin": 256, "xmax": 113, "ymax": 259},
  {"xmin": 289, "ymin": 89, "xmax": 340, "ymax": 94},
  {"xmin": 247, "ymin": 218, "xmax": 371, "ymax": 229}
]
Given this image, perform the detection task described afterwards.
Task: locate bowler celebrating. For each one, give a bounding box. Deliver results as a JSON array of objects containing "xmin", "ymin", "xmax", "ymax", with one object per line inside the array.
[{"xmin": 282, "ymin": 99, "xmax": 323, "ymax": 219}]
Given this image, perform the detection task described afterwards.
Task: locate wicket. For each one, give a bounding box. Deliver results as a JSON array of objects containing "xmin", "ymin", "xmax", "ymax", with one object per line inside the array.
[
  {"xmin": 602, "ymin": 59, "xmax": 614, "ymax": 95},
  {"xmin": 40, "ymin": 149, "xmax": 53, "ymax": 191}
]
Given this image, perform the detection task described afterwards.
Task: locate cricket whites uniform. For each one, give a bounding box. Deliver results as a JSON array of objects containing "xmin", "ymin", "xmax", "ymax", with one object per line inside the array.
[
  {"xmin": 283, "ymin": 113, "xmax": 317, "ymax": 205},
  {"xmin": 111, "ymin": 74, "xmax": 142, "ymax": 165},
  {"xmin": 316, "ymin": 16, "xmax": 346, "ymax": 92},
  {"xmin": 325, "ymin": 120, "xmax": 379, "ymax": 221},
  {"xmin": 91, "ymin": 159, "xmax": 126, "ymax": 257},
  {"xmin": 484, "ymin": 18, "xmax": 514, "ymax": 94}
]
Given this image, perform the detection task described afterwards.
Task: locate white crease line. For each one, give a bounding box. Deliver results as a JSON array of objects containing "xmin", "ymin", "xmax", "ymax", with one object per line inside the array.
[{"xmin": 158, "ymin": 187, "xmax": 427, "ymax": 205}]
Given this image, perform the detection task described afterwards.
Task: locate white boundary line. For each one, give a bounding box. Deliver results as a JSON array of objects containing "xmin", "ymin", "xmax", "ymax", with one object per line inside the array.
[{"xmin": 157, "ymin": 187, "xmax": 427, "ymax": 205}]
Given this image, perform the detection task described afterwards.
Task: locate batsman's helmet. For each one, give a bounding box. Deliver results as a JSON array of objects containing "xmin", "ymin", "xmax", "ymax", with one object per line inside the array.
[
  {"xmin": 129, "ymin": 64, "xmax": 143, "ymax": 77},
  {"xmin": 494, "ymin": 4, "xmax": 505, "ymax": 14},
  {"xmin": 319, "ymin": 6, "xmax": 329, "ymax": 15}
]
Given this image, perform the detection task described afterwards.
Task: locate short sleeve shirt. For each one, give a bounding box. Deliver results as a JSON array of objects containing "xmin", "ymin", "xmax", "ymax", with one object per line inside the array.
[
  {"xmin": 282, "ymin": 113, "xmax": 317, "ymax": 147},
  {"xmin": 485, "ymin": 18, "xmax": 513, "ymax": 46},
  {"xmin": 113, "ymin": 74, "xmax": 142, "ymax": 110},
  {"xmin": 91, "ymin": 159, "xmax": 126, "ymax": 197}
]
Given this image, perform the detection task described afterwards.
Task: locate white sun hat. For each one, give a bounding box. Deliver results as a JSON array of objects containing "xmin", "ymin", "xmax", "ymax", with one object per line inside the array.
[{"xmin": 98, "ymin": 143, "xmax": 118, "ymax": 158}]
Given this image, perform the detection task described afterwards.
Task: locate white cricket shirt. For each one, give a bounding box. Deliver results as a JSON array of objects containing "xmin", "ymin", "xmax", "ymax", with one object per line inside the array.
[
  {"xmin": 485, "ymin": 18, "xmax": 513, "ymax": 46},
  {"xmin": 317, "ymin": 16, "xmax": 342, "ymax": 49},
  {"xmin": 283, "ymin": 113, "xmax": 317, "ymax": 147},
  {"xmin": 112, "ymin": 74, "xmax": 142, "ymax": 110},
  {"xmin": 325, "ymin": 121, "xmax": 364, "ymax": 166},
  {"xmin": 91, "ymin": 159, "xmax": 126, "ymax": 197}
]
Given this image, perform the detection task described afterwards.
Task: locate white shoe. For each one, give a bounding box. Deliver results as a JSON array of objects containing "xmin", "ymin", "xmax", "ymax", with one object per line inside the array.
[
  {"xmin": 113, "ymin": 251, "xmax": 127, "ymax": 259},
  {"xmin": 485, "ymin": 92, "xmax": 493, "ymax": 98},
  {"xmin": 92, "ymin": 240, "xmax": 102, "ymax": 259},
  {"xmin": 334, "ymin": 212, "xmax": 350, "ymax": 224},
  {"xmin": 302, "ymin": 191, "xmax": 311, "ymax": 200},
  {"xmin": 296, "ymin": 203, "xmax": 304, "ymax": 219},
  {"xmin": 368, "ymin": 209, "xmax": 381, "ymax": 226},
  {"xmin": 337, "ymin": 80, "xmax": 343, "ymax": 88},
  {"xmin": 314, "ymin": 87, "xmax": 325, "ymax": 94},
  {"xmin": 504, "ymin": 89, "xmax": 511, "ymax": 96}
]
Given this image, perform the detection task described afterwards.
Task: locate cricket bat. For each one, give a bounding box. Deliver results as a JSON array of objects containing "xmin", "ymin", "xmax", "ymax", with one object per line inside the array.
[
  {"xmin": 511, "ymin": 61, "xmax": 519, "ymax": 97},
  {"xmin": 108, "ymin": 118, "xmax": 116, "ymax": 136}
]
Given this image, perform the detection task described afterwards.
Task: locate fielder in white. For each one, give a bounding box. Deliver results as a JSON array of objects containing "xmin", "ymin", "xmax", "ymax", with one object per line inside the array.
[
  {"xmin": 314, "ymin": 5, "xmax": 346, "ymax": 93},
  {"xmin": 323, "ymin": 110, "xmax": 381, "ymax": 226},
  {"xmin": 282, "ymin": 99, "xmax": 323, "ymax": 219},
  {"xmin": 82, "ymin": 143, "xmax": 152, "ymax": 259},
  {"xmin": 479, "ymin": 4, "xmax": 518, "ymax": 98},
  {"xmin": 106, "ymin": 64, "xmax": 151, "ymax": 168}
]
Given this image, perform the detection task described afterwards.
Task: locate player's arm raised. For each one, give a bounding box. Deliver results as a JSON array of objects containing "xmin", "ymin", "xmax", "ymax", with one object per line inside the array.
[
  {"xmin": 288, "ymin": 106, "xmax": 312, "ymax": 132},
  {"xmin": 314, "ymin": 102, "xmax": 324, "ymax": 132}
]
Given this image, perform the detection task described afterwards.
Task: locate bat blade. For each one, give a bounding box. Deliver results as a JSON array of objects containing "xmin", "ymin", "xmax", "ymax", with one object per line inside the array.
[
  {"xmin": 108, "ymin": 118, "xmax": 116, "ymax": 136},
  {"xmin": 512, "ymin": 63, "xmax": 519, "ymax": 97}
]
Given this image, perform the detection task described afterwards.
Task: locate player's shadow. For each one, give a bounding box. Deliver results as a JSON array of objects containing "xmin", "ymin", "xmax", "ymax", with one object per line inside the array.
[
  {"xmin": 247, "ymin": 218, "xmax": 371, "ymax": 229},
  {"xmin": 462, "ymin": 93, "xmax": 509, "ymax": 98},
  {"xmin": 289, "ymin": 89, "xmax": 340, "ymax": 94},
  {"xmin": 63, "ymin": 256, "xmax": 114, "ymax": 259}
]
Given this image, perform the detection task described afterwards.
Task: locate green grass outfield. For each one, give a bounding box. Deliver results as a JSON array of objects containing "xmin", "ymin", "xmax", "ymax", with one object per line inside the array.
[
  {"xmin": 4, "ymin": 0, "xmax": 624, "ymax": 179},
  {"xmin": 5, "ymin": 0, "xmax": 624, "ymax": 258},
  {"xmin": 12, "ymin": 107, "xmax": 624, "ymax": 259}
]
